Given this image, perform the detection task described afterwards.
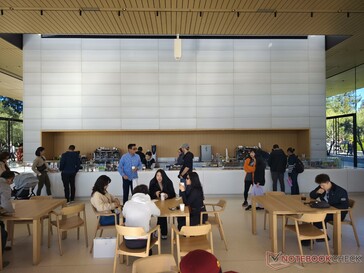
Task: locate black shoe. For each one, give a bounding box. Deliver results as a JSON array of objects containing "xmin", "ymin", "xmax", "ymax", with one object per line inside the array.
[
  {"xmin": 301, "ymin": 240, "xmax": 310, "ymax": 246},
  {"xmin": 256, "ymin": 207, "xmax": 264, "ymax": 210},
  {"xmin": 161, "ymin": 235, "xmax": 168, "ymax": 240},
  {"xmin": 245, "ymin": 205, "xmax": 252, "ymax": 211},
  {"xmin": 149, "ymin": 249, "xmax": 153, "ymax": 256},
  {"xmin": 2, "ymin": 261, "xmax": 10, "ymax": 268},
  {"xmin": 4, "ymin": 246, "xmax": 12, "ymax": 251},
  {"xmin": 242, "ymin": 201, "xmax": 248, "ymax": 207}
]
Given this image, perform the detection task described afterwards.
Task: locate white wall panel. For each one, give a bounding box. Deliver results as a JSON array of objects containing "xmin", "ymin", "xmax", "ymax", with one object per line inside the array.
[
  {"xmin": 197, "ymin": 107, "xmax": 233, "ymax": 118},
  {"xmin": 122, "ymin": 51, "xmax": 158, "ymax": 62},
  {"xmin": 121, "ymin": 73, "xmax": 158, "ymax": 84},
  {"xmin": 121, "ymin": 84, "xmax": 158, "ymax": 96},
  {"xmin": 158, "ymin": 50, "xmax": 196, "ymax": 62},
  {"xmin": 42, "ymin": 39, "xmax": 81, "ymax": 50},
  {"xmin": 309, "ymin": 117, "xmax": 326, "ymax": 128},
  {"xmin": 82, "ymin": 96, "xmax": 120, "ymax": 107},
  {"xmin": 196, "ymin": 40, "xmax": 234, "ymax": 50},
  {"xmin": 159, "ymin": 96, "xmax": 196, "ymax": 107},
  {"xmin": 234, "ymin": 51, "xmax": 270, "ymax": 62},
  {"xmin": 234, "ymin": 73, "xmax": 271, "ymax": 84},
  {"xmin": 23, "ymin": 119, "xmax": 42, "ymax": 130},
  {"xmin": 22, "ymin": 96, "xmax": 42, "ymax": 107},
  {"xmin": 160, "ymin": 119, "xmax": 196, "ymax": 129},
  {"xmin": 82, "ymin": 73, "xmax": 120, "ymax": 84},
  {"xmin": 309, "ymin": 72, "xmax": 326, "ymax": 84},
  {"xmin": 42, "ymin": 119, "xmax": 82, "ymax": 130},
  {"xmin": 234, "ymin": 118, "xmax": 272, "ymax": 128},
  {"xmin": 122, "ymin": 96, "xmax": 159, "ymax": 107},
  {"xmin": 121, "ymin": 107, "xmax": 159, "ymax": 119},
  {"xmin": 42, "ymin": 73, "xmax": 82, "ymax": 84},
  {"xmin": 159, "ymin": 73, "xmax": 196, "ymax": 85},
  {"xmin": 234, "ymin": 107, "xmax": 271, "ymax": 117},
  {"xmin": 23, "ymin": 131, "xmax": 41, "ymax": 142},
  {"xmin": 122, "ymin": 119, "xmax": 159, "ymax": 129},
  {"xmin": 272, "ymin": 118, "xmax": 309, "ymax": 128},
  {"xmin": 271, "ymin": 62, "xmax": 309, "ymax": 73},
  {"xmin": 197, "ymin": 62, "xmax": 233, "ymax": 73},
  {"xmin": 82, "ymin": 62, "xmax": 120, "ymax": 73},
  {"xmin": 82, "ymin": 39, "xmax": 120, "ymax": 50},
  {"xmin": 309, "ymin": 95, "xmax": 326, "ymax": 106},
  {"xmin": 310, "ymin": 128, "xmax": 326, "ymax": 139},
  {"xmin": 82, "ymin": 85, "xmax": 120, "ymax": 96},
  {"xmin": 197, "ymin": 119, "xmax": 234, "ymax": 129},
  {"xmin": 272, "ymin": 106, "xmax": 310, "ymax": 117},
  {"xmin": 272, "ymin": 95, "xmax": 309, "ymax": 106},
  {"xmin": 82, "ymin": 119, "xmax": 121, "ymax": 129},
  {"xmin": 160, "ymin": 107, "xmax": 196, "ymax": 118},
  {"xmin": 82, "ymin": 50, "xmax": 120, "ymax": 61},
  {"xmin": 271, "ymin": 84, "xmax": 308, "ymax": 95},
  {"xmin": 234, "ymin": 62, "xmax": 270, "ymax": 73},
  {"xmin": 23, "ymin": 35, "xmax": 41, "ymax": 49},
  {"xmin": 121, "ymin": 62, "xmax": 158, "ymax": 73},
  {"xmin": 159, "ymin": 39, "xmax": 196, "ymax": 50},
  {"xmin": 309, "ymin": 83, "xmax": 325, "ymax": 95},
  {"xmin": 23, "ymin": 50, "xmax": 41, "ymax": 62},
  {"xmin": 196, "ymin": 51, "xmax": 233, "ymax": 62},
  {"xmin": 42, "ymin": 50, "xmax": 81, "ymax": 61},
  {"xmin": 160, "ymin": 62, "xmax": 197, "ymax": 73},
  {"xmin": 42, "ymin": 96, "xmax": 82, "ymax": 107},
  {"xmin": 270, "ymin": 50, "xmax": 308, "ymax": 61},
  {"xmin": 234, "ymin": 96, "xmax": 271, "ymax": 106},
  {"xmin": 197, "ymin": 73, "xmax": 234, "ymax": 85},
  {"xmin": 122, "ymin": 39, "xmax": 158, "ymax": 50},
  {"xmin": 24, "ymin": 85, "xmax": 41, "ymax": 96},
  {"xmin": 197, "ymin": 96, "xmax": 233, "ymax": 107},
  {"xmin": 270, "ymin": 39, "xmax": 308, "ymax": 50},
  {"xmin": 82, "ymin": 107, "xmax": 120, "ymax": 119},
  {"xmin": 234, "ymin": 40, "xmax": 271, "ymax": 50},
  {"xmin": 234, "ymin": 84, "xmax": 271, "ymax": 95},
  {"xmin": 43, "ymin": 85, "xmax": 82, "ymax": 96},
  {"xmin": 23, "ymin": 108, "xmax": 41, "ymax": 119},
  {"xmin": 23, "ymin": 73, "xmax": 41, "ymax": 85},
  {"xmin": 42, "ymin": 108, "xmax": 82, "ymax": 118},
  {"xmin": 159, "ymin": 85, "xmax": 196, "ymax": 96},
  {"xmin": 24, "ymin": 61, "xmax": 41, "ymax": 73},
  {"xmin": 197, "ymin": 85, "xmax": 233, "ymax": 96},
  {"xmin": 309, "ymin": 106, "xmax": 326, "ymax": 117},
  {"xmin": 271, "ymin": 73, "xmax": 308, "ymax": 84}
]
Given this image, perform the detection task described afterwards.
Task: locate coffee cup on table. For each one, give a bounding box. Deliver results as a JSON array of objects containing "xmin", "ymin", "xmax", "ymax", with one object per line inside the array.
[
  {"xmin": 161, "ymin": 193, "xmax": 166, "ymax": 201},
  {"xmin": 180, "ymin": 203, "xmax": 185, "ymax": 211}
]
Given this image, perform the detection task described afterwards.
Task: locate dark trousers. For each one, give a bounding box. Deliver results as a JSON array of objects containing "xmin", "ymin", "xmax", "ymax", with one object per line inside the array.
[
  {"xmin": 0, "ymin": 221, "xmax": 7, "ymax": 252},
  {"xmin": 122, "ymin": 178, "xmax": 133, "ymax": 204},
  {"xmin": 244, "ymin": 179, "xmax": 253, "ymax": 202},
  {"xmin": 157, "ymin": 217, "xmax": 168, "ymax": 236},
  {"xmin": 289, "ymin": 172, "xmax": 300, "ymax": 195},
  {"xmin": 271, "ymin": 171, "xmax": 285, "ymax": 192},
  {"xmin": 125, "ymin": 238, "xmax": 147, "ymax": 249},
  {"xmin": 36, "ymin": 172, "xmax": 52, "ymax": 196},
  {"xmin": 61, "ymin": 172, "xmax": 76, "ymax": 202},
  {"xmin": 177, "ymin": 211, "xmax": 208, "ymax": 230},
  {"xmin": 314, "ymin": 211, "xmax": 348, "ymax": 229}
]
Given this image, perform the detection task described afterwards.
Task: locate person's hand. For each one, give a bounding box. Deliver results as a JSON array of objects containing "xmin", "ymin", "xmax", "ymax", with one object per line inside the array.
[
  {"xmin": 37, "ymin": 173, "xmax": 42, "ymax": 176},
  {"xmin": 123, "ymin": 175, "xmax": 128, "ymax": 180},
  {"xmin": 114, "ymin": 198, "xmax": 120, "ymax": 207},
  {"xmin": 179, "ymin": 183, "xmax": 185, "ymax": 192},
  {"xmin": 317, "ymin": 188, "xmax": 325, "ymax": 194},
  {"xmin": 164, "ymin": 194, "xmax": 168, "ymax": 199},
  {"xmin": 156, "ymin": 191, "xmax": 161, "ymax": 198}
]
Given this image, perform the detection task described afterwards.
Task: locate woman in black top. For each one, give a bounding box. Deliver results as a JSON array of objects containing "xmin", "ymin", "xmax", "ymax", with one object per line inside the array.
[
  {"xmin": 287, "ymin": 147, "xmax": 300, "ymax": 195},
  {"xmin": 149, "ymin": 169, "xmax": 176, "ymax": 239},
  {"xmin": 178, "ymin": 171, "xmax": 207, "ymax": 230}
]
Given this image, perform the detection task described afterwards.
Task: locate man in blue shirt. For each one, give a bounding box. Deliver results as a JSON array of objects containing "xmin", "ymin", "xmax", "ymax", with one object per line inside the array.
[{"xmin": 118, "ymin": 143, "xmax": 143, "ymax": 204}]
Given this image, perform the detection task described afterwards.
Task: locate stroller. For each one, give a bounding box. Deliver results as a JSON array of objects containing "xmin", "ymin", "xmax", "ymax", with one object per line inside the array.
[{"xmin": 12, "ymin": 172, "xmax": 38, "ymax": 199}]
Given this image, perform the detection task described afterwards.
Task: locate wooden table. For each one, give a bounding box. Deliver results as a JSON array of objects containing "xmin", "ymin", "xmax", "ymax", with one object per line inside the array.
[
  {"xmin": 251, "ymin": 195, "xmax": 342, "ymax": 255},
  {"xmin": 3, "ymin": 199, "xmax": 67, "ymax": 265},
  {"xmin": 155, "ymin": 198, "xmax": 190, "ymax": 226}
]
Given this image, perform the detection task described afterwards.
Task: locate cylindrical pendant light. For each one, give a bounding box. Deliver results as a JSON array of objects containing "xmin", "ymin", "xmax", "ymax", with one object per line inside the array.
[{"xmin": 174, "ymin": 34, "xmax": 182, "ymax": 61}]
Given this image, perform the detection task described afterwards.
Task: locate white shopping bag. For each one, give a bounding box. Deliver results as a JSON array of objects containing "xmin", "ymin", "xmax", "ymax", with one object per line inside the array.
[
  {"xmin": 132, "ymin": 178, "xmax": 139, "ymax": 188},
  {"xmin": 252, "ymin": 184, "xmax": 264, "ymax": 208},
  {"xmin": 93, "ymin": 237, "xmax": 116, "ymax": 258}
]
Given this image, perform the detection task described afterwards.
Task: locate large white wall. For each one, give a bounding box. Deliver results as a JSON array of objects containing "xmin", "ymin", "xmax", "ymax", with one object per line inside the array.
[{"xmin": 23, "ymin": 34, "xmax": 326, "ymax": 161}]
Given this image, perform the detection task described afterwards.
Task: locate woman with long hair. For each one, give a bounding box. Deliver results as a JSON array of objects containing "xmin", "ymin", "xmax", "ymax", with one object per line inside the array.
[
  {"xmin": 287, "ymin": 147, "xmax": 300, "ymax": 195},
  {"xmin": 0, "ymin": 152, "xmax": 10, "ymax": 176},
  {"xmin": 32, "ymin": 147, "xmax": 52, "ymax": 196},
  {"xmin": 242, "ymin": 150, "xmax": 256, "ymax": 209},
  {"xmin": 91, "ymin": 175, "xmax": 121, "ymax": 225},
  {"xmin": 149, "ymin": 169, "xmax": 176, "ymax": 239},
  {"xmin": 178, "ymin": 171, "xmax": 207, "ymax": 229}
]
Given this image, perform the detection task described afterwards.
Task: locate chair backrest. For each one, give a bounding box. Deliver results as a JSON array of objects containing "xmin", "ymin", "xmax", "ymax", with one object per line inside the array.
[
  {"xmin": 216, "ymin": 199, "xmax": 227, "ymax": 211},
  {"xmin": 265, "ymin": 191, "xmax": 285, "ymax": 196},
  {"xmin": 297, "ymin": 212, "xmax": 327, "ymax": 223},
  {"xmin": 115, "ymin": 224, "xmax": 147, "ymax": 237},
  {"xmin": 30, "ymin": 195, "xmax": 53, "ymax": 200},
  {"xmin": 60, "ymin": 203, "xmax": 85, "ymax": 216},
  {"xmin": 132, "ymin": 254, "xmax": 177, "ymax": 273},
  {"xmin": 349, "ymin": 199, "xmax": 355, "ymax": 209},
  {"xmin": 180, "ymin": 224, "xmax": 211, "ymax": 236}
]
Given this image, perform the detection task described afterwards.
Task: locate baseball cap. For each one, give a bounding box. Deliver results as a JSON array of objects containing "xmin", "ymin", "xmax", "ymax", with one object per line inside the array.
[
  {"xmin": 180, "ymin": 143, "xmax": 189, "ymax": 149},
  {"xmin": 180, "ymin": 250, "xmax": 222, "ymax": 273}
]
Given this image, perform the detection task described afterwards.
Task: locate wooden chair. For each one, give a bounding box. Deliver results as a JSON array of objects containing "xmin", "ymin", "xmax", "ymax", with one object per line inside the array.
[
  {"xmin": 90, "ymin": 204, "xmax": 121, "ymax": 254},
  {"xmin": 0, "ymin": 227, "xmax": 3, "ymax": 271},
  {"xmin": 48, "ymin": 203, "xmax": 88, "ymax": 256},
  {"xmin": 201, "ymin": 199, "xmax": 228, "ymax": 250},
  {"xmin": 282, "ymin": 212, "xmax": 330, "ymax": 266},
  {"xmin": 131, "ymin": 254, "xmax": 178, "ymax": 273},
  {"xmin": 113, "ymin": 224, "xmax": 161, "ymax": 272},
  {"xmin": 327, "ymin": 198, "xmax": 360, "ymax": 247},
  {"xmin": 171, "ymin": 224, "xmax": 213, "ymax": 265},
  {"xmin": 10, "ymin": 195, "xmax": 53, "ymax": 246},
  {"xmin": 264, "ymin": 191, "xmax": 285, "ymax": 231}
]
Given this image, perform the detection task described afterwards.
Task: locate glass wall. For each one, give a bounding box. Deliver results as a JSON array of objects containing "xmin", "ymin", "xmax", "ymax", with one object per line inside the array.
[{"xmin": 326, "ymin": 64, "xmax": 364, "ymax": 168}]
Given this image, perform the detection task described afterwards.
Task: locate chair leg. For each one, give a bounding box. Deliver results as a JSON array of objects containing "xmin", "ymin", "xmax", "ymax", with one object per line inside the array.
[
  {"xmin": 297, "ymin": 239, "xmax": 304, "ymax": 267},
  {"xmin": 90, "ymin": 226, "xmax": 100, "ymax": 254},
  {"xmin": 217, "ymin": 217, "xmax": 228, "ymax": 250},
  {"xmin": 282, "ymin": 220, "xmax": 286, "ymax": 253},
  {"xmin": 349, "ymin": 213, "xmax": 360, "ymax": 247},
  {"xmin": 57, "ymin": 228, "xmax": 63, "ymax": 256},
  {"xmin": 27, "ymin": 224, "xmax": 31, "ymax": 236},
  {"xmin": 113, "ymin": 253, "xmax": 118, "ymax": 273},
  {"xmin": 264, "ymin": 211, "xmax": 267, "ymax": 230},
  {"xmin": 84, "ymin": 224, "xmax": 88, "ymax": 248}
]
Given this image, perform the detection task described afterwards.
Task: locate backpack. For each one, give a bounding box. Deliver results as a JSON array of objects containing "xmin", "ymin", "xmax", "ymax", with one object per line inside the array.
[{"xmin": 294, "ymin": 157, "xmax": 304, "ymax": 173}]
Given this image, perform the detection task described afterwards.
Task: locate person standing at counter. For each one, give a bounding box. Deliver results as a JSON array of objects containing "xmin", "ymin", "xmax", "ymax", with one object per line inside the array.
[
  {"xmin": 118, "ymin": 144, "xmax": 143, "ymax": 204},
  {"xmin": 268, "ymin": 144, "xmax": 287, "ymax": 192},
  {"xmin": 144, "ymin": 151, "xmax": 156, "ymax": 169},
  {"xmin": 287, "ymin": 147, "xmax": 300, "ymax": 195},
  {"xmin": 178, "ymin": 143, "xmax": 193, "ymax": 186},
  {"xmin": 60, "ymin": 145, "xmax": 81, "ymax": 203},
  {"xmin": 136, "ymin": 146, "xmax": 146, "ymax": 166},
  {"xmin": 149, "ymin": 169, "xmax": 176, "ymax": 239},
  {"xmin": 178, "ymin": 172, "xmax": 207, "ymax": 229},
  {"xmin": 32, "ymin": 147, "xmax": 52, "ymax": 196}
]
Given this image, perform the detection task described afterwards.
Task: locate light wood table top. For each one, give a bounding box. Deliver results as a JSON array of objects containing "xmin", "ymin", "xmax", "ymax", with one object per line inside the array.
[{"xmin": 155, "ymin": 198, "xmax": 190, "ymax": 226}]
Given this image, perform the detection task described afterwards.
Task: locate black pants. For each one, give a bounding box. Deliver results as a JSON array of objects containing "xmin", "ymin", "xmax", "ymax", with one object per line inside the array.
[
  {"xmin": 125, "ymin": 238, "xmax": 147, "ymax": 249},
  {"xmin": 157, "ymin": 217, "xmax": 168, "ymax": 236},
  {"xmin": 36, "ymin": 172, "xmax": 52, "ymax": 196},
  {"xmin": 271, "ymin": 172, "xmax": 285, "ymax": 192},
  {"xmin": 289, "ymin": 172, "xmax": 299, "ymax": 195},
  {"xmin": 177, "ymin": 210, "xmax": 208, "ymax": 230},
  {"xmin": 244, "ymin": 179, "xmax": 253, "ymax": 202},
  {"xmin": 61, "ymin": 172, "xmax": 76, "ymax": 202},
  {"xmin": 122, "ymin": 178, "xmax": 133, "ymax": 204},
  {"xmin": 314, "ymin": 211, "xmax": 348, "ymax": 229},
  {"xmin": 0, "ymin": 221, "xmax": 7, "ymax": 252}
]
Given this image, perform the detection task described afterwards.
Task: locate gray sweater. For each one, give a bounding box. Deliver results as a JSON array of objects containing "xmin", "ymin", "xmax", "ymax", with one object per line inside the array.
[{"xmin": 0, "ymin": 178, "xmax": 14, "ymax": 214}]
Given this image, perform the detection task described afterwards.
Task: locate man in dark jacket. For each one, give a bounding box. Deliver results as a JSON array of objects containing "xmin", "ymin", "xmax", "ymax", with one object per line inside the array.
[
  {"xmin": 310, "ymin": 173, "xmax": 349, "ymax": 230},
  {"xmin": 60, "ymin": 145, "xmax": 80, "ymax": 203},
  {"xmin": 268, "ymin": 144, "xmax": 287, "ymax": 192}
]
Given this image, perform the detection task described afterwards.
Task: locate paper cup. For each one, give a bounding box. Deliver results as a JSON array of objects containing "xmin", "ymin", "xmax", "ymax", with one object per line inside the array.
[
  {"xmin": 161, "ymin": 193, "xmax": 166, "ymax": 201},
  {"xmin": 179, "ymin": 203, "xmax": 185, "ymax": 211}
]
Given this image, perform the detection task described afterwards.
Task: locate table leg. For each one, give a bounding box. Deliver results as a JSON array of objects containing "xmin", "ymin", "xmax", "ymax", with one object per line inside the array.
[
  {"xmin": 252, "ymin": 197, "xmax": 257, "ymax": 235},
  {"xmin": 333, "ymin": 211, "xmax": 342, "ymax": 255},
  {"xmin": 270, "ymin": 213, "xmax": 278, "ymax": 253},
  {"xmin": 32, "ymin": 219, "xmax": 41, "ymax": 265},
  {"xmin": 185, "ymin": 214, "xmax": 190, "ymax": 226}
]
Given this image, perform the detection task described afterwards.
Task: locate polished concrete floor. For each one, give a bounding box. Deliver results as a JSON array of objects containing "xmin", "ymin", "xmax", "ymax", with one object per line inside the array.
[{"xmin": 2, "ymin": 194, "xmax": 364, "ymax": 273}]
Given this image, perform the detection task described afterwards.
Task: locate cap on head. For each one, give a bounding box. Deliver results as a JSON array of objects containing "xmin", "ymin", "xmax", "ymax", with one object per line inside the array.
[
  {"xmin": 180, "ymin": 143, "xmax": 189, "ymax": 149},
  {"xmin": 180, "ymin": 249, "xmax": 221, "ymax": 273}
]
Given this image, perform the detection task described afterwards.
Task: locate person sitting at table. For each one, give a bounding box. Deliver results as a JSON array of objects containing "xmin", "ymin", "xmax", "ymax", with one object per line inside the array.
[
  {"xmin": 149, "ymin": 169, "xmax": 176, "ymax": 239},
  {"xmin": 122, "ymin": 184, "xmax": 160, "ymax": 251},
  {"xmin": 0, "ymin": 170, "xmax": 16, "ymax": 267},
  {"xmin": 0, "ymin": 152, "xmax": 11, "ymax": 176},
  {"xmin": 144, "ymin": 151, "xmax": 156, "ymax": 169},
  {"xmin": 309, "ymin": 173, "xmax": 349, "ymax": 241},
  {"xmin": 91, "ymin": 175, "xmax": 121, "ymax": 225},
  {"xmin": 178, "ymin": 172, "xmax": 208, "ymax": 230}
]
